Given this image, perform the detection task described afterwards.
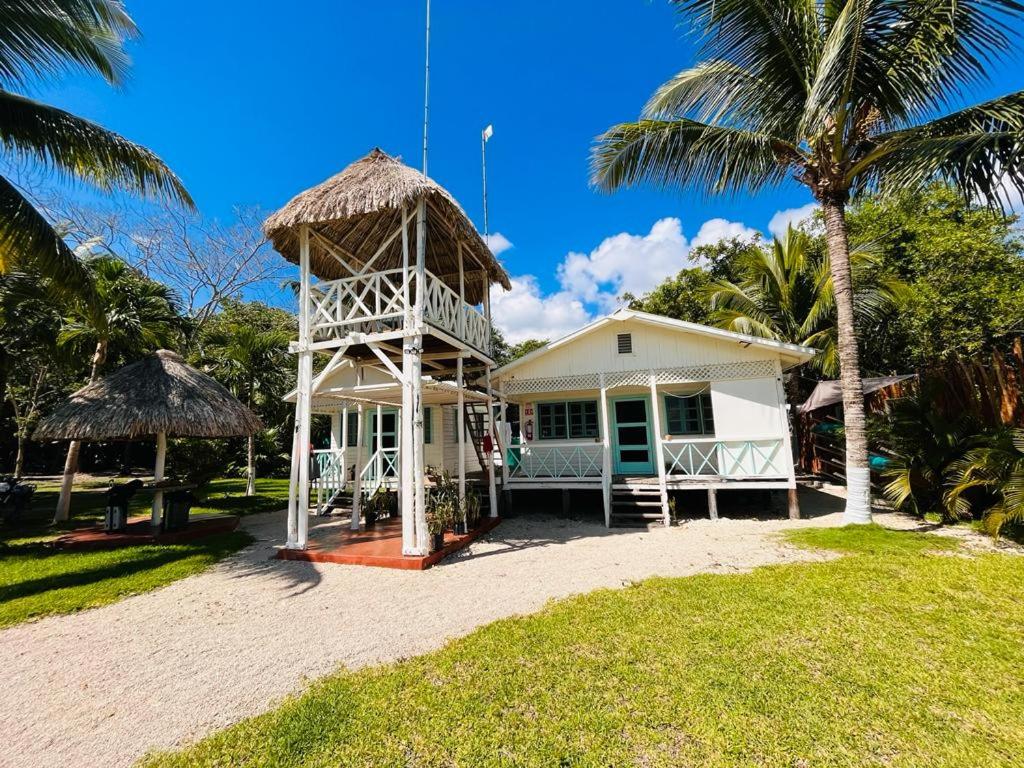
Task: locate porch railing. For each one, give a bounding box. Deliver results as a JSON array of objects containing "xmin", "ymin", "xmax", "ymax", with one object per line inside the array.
[
  {"xmin": 508, "ymin": 442, "xmax": 604, "ymax": 481},
  {"xmin": 661, "ymin": 437, "xmax": 787, "ymax": 479},
  {"xmin": 359, "ymin": 446, "xmax": 400, "ymax": 496},
  {"xmin": 313, "ymin": 448, "xmax": 347, "ymax": 512},
  {"xmin": 307, "ymin": 269, "xmax": 491, "ymax": 354}
]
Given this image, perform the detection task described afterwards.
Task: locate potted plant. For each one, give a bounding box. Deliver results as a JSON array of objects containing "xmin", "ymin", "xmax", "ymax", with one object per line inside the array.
[
  {"xmin": 464, "ymin": 487, "xmax": 482, "ymax": 529},
  {"xmin": 427, "ymin": 508, "xmax": 446, "ymax": 552}
]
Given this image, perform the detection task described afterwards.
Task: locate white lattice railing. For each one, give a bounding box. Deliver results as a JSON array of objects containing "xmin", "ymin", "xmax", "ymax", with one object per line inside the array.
[
  {"xmin": 662, "ymin": 437, "xmax": 787, "ymax": 478},
  {"xmin": 307, "ymin": 269, "xmax": 490, "ymax": 354},
  {"xmin": 508, "ymin": 442, "xmax": 604, "ymax": 481},
  {"xmin": 359, "ymin": 446, "xmax": 400, "ymax": 496},
  {"xmin": 313, "ymin": 448, "xmax": 347, "ymax": 511}
]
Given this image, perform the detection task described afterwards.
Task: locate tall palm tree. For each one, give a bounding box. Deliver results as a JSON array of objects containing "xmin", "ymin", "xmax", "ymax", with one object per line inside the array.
[
  {"xmin": 53, "ymin": 254, "xmax": 182, "ymax": 522},
  {"xmin": 707, "ymin": 225, "xmax": 902, "ymax": 383},
  {"xmin": 200, "ymin": 323, "xmax": 291, "ymax": 496},
  {"xmin": 592, "ymin": 0, "xmax": 1024, "ymax": 523},
  {"xmin": 0, "ymin": 1, "xmax": 191, "ymax": 298}
]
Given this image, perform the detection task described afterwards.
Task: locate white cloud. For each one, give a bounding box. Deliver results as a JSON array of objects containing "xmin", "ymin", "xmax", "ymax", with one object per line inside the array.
[
  {"xmin": 484, "ymin": 232, "xmax": 513, "ymax": 255},
  {"xmin": 768, "ymin": 203, "xmax": 818, "ymax": 239},
  {"xmin": 490, "ymin": 276, "xmax": 590, "ymax": 344},
  {"xmin": 689, "ymin": 218, "xmax": 761, "ymax": 249},
  {"xmin": 556, "ymin": 217, "xmax": 692, "ymax": 313}
]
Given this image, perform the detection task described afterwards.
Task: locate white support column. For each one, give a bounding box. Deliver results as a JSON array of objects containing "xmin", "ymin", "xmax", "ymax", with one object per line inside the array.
[
  {"xmin": 456, "ymin": 355, "xmax": 466, "ymax": 503},
  {"xmin": 411, "ymin": 195, "xmax": 428, "ymax": 554},
  {"xmin": 498, "ymin": 391, "xmax": 509, "ymax": 488},
  {"xmin": 648, "ymin": 373, "xmax": 670, "ymax": 526},
  {"xmin": 483, "ymin": 276, "xmax": 492, "ymax": 357},
  {"xmin": 331, "ymin": 412, "xmax": 342, "ymax": 450},
  {"xmin": 151, "ymin": 431, "xmax": 167, "ymax": 528},
  {"xmin": 295, "ymin": 224, "xmax": 314, "ymax": 549},
  {"xmin": 401, "ymin": 337, "xmax": 416, "ymax": 552},
  {"xmin": 285, "ymin": 414, "xmax": 300, "ymax": 547},
  {"xmin": 774, "ymin": 358, "xmax": 800, "ymax": 519},
  {"xmin": 485, "ymin": 364, "xmax": 498, "ymax": 517},
  {"xmin": 598, "ymin": 373, "xmax": 612, "ymax": 528},
  {"xmin": 350, "ymin": 398, "xmax": 364, "ymax": 529},
  {"xmin": 375, "ymin": 404, "xmax": 383, "ymax": 482},
  {"xmin": 457, "ymin": 241, "xmax": 465, "ymax": 341},
  {"xmin": 340, "ymin": 407, "xmax": 349, "ymax": 452}
]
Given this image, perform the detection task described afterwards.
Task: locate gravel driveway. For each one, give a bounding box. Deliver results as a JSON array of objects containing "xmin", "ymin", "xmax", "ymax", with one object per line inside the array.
[{"xmin": 1, "ymin": 489, "xmax": 848, "ymax": 768}]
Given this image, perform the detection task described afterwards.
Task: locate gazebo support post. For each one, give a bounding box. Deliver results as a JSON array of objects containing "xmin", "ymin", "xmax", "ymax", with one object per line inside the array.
[
  {"xmin": 151, "ymin": 430, "xmax": 167, "ymax": 528},
  {"xmin": 411, "ymin": 196, "xmax": 428, "ymax": 555},
  {"xmin": 290, "ymin": 223, "xmax": 314, "ymax": 549}
]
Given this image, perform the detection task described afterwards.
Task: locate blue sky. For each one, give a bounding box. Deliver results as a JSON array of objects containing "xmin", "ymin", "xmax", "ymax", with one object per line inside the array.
[{"xmin": 33, "ymin": 1, "xmax": 1024, "ymax": 341}]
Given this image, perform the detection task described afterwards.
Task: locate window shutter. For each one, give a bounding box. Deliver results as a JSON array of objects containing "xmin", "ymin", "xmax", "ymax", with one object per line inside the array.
[{"xmin": 616, "ymin": 333, "xmax": 632, "ymax": 354}]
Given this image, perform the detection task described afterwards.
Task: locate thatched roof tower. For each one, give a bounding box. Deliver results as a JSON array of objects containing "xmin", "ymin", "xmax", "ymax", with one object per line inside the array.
[
  {"xmin": 262, "ymin": 148, "xmax": 511, "ymax": 304},
  {"xmin": 34, "ymin": 350, "xmax": 263, "ymax": 441}
]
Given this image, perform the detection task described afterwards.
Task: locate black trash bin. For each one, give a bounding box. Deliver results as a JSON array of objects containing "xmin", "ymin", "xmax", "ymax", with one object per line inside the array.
[
  {"xmin": 163, "ymin": 490, "xmax": 195, "ymax": 532},
  {"xmin": 105, "ymin": 479, "xmax": 143, "ymax": 533}
]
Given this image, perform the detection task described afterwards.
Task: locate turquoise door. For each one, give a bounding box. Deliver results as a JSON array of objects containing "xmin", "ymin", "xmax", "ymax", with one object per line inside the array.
[{"xmin": 611, "ymin": 397, "xmax": 655, "ymax": 475}]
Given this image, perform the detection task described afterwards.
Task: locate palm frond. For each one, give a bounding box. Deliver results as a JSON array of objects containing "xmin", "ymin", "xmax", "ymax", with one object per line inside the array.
[
  {"xmin": 0, "ymin": 0, "xmax": 138, "ymax": 87},
  {"xmin": 0, "ymin": 174, "xmax": 93, "ymax": 299},
  {"xmin": 591, "ymin": 118, "xmax": 796, "ymax": 195},
  {"xmin": 0, "ymin": 91, "xmax": 192, "ymax": 205},
  {"xmin": 854, "ymin": 90, "xmax": 1024, "ymax": 210}
]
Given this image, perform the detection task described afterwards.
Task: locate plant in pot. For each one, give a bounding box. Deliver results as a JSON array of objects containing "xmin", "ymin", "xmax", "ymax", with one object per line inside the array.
[
  {"xmin": 426, "ymin": 489, "xmax": 453, "ymax": 552},
  {"xmin": 364, "ymin": 487, "xmax": 388, "ymax": 527}
]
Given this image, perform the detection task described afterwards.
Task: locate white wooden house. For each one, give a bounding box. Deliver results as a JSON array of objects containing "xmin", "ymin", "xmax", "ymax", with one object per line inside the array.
[
  {"xmin": 489, "ymin": 309, "xmax": 815, "ymax": 526},
  {"xmin": 269, "ymin": 149, "xmax": 814, "ymax": 557}
]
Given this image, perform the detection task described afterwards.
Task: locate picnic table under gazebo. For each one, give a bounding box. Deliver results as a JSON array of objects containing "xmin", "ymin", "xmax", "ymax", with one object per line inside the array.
[{"xmin": 34, "ymin": 350, "xmax": 262, "ymax": 543}]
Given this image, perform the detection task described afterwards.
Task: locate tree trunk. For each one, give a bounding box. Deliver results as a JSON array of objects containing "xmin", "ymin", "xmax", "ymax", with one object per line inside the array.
[
  {"xmin": 246, "ymin": 434, "xmax": 256, "ymax": 496},
  {"xmin": 14, "ymin": 433, "xmax": 25, "ymax": 477},
  {"xmin": 821, "ymin": 200, "xmax": 872, "ymax": 524},
  {"xmin": 54, "ymin": 339, "xmax": 108, "ymax": 523}
]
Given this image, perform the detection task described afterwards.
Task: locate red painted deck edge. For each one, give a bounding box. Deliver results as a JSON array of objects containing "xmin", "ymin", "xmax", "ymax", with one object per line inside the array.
[
  {"xmin": 53, "ymin": 515, "xmax": 240, "ymax": 550},
  {"xmin": 276, "ymin": 517, "xmax": 501, "ymax": 570}
]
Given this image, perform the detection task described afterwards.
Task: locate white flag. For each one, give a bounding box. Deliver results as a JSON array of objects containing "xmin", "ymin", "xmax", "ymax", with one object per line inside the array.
[{"xmin": 482, "ymin": 124, "xmax": 494, "ymax": 141}]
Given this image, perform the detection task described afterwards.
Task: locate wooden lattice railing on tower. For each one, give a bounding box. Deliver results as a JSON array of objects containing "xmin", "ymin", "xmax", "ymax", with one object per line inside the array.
[{"xmin": 307, "ymin": 269, "xmax": 491, "ymax": 354}]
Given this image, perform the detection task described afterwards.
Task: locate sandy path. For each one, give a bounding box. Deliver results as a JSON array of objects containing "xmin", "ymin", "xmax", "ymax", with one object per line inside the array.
[{"xmin": 1, "ymin": 489, "xmax": 848, "ymax": 768}]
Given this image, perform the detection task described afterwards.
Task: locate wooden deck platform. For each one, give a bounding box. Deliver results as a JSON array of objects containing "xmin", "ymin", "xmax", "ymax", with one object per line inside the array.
[
  {"xmin": 53, "ymin": 514, "xmax": 241, "ymax": 550},
  {"xmin": 275, "ymin": 516, "xmax": 500, "ymax": 570}
]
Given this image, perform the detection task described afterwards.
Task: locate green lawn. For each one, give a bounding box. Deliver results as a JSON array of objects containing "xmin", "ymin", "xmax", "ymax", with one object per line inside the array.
[
  {"xmin": 0, "ymin": 476, "xmax": 285, "ymax": 627},
  {"xmin": 0, "ymin": 531, "xmax": 252, "ymax": 628},
  {"xmin": 143, "ymin": 525, "xmax": 1024, "ymax": 768}
]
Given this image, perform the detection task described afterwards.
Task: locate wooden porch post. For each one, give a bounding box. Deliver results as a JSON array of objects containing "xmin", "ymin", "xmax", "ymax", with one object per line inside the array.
[
  {"xmin": 411, "ymin": 196, "xmax": 428, "ymax": 554},
  {"xmin": 401, "ymin": 338, "xmax": 417, "ymax": 552},
  {"xmin": 350, "ymin": 369, "xmax": 364, "ymax": 530},
  {"xmin": 151, "ymin": 430, "xmax": 167, "ymax": 528},
  {"xmin": 774, "ymin": 359, "xmax": 800, "ymax": 519},
  {"xmin": 648, "ymin": 373, "xmax": 670, "ymax": 526},
  {"xmin": 295, "ymin": 224, "xmax": 314, "ymax": 549},
  {"xmin": 498, "ymin": 390, "xmax": 509, "ymax": 488},
  {"xmin": 599, "ymin": 373, "xmax": 612, "ymax": 527},
  {"xmin": 457, "ymin": 355, "xmax": 466, "ymax": 503},
  {"xmin": 485, "ymin": 364, "xmax": 498, "ymax": 517}
]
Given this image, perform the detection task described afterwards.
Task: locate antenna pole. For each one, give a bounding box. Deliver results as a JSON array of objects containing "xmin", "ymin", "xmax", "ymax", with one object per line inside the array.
[
  {"xmin": 481, "ymin": 129, "xmax": 489, "ymax": 239},
  {"xmin": 422, "ymin": 0, "xmax": 431, "ymax": 176}
]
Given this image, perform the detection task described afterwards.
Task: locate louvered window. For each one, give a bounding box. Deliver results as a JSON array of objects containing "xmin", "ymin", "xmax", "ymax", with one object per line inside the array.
[{"xmin": 617, "ymin": 333, "xmax": 633, "ymax": 354}]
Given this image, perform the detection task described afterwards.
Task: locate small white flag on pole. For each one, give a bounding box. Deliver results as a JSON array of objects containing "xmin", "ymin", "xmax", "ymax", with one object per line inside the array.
[{"xmin": 482, "ymin": 124, "xmax": 494, "ymax": 142}]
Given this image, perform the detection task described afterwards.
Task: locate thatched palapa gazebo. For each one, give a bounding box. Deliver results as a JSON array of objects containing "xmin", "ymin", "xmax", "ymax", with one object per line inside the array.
[{"xmin": 35, "ymin": 350, "xmax": 262, "ymax": 525}]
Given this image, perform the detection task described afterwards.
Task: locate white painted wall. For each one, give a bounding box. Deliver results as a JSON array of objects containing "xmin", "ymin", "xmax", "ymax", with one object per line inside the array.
[{"xmin": 709, "ymin": 377, "xmax": 784, "ymax": 438}]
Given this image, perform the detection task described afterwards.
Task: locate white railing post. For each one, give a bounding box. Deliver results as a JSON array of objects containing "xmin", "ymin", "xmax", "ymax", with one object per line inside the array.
[
  {"xmin": 648, "ymin": 374, "xmax": 670, "ymax": 526},
  {"xmin": 350, "ymin": 369, "xmax": 364, "ymax": 530},
  {"xmin": 599, "ymin": 373, "xmax": 612, "ymax": 527}
]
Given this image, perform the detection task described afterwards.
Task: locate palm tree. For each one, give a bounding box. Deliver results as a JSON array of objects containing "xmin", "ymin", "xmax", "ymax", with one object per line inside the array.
[
  {"xmin": 945, "ymin": 428, "xmax": 1024, "ymax": 537},
  {"xmin": 0, "ymin": 1, "xmax": 191, "ymax": 299},
  {"xmin": 592, "ymin": 0, "xmax": 1024, "ymax": 523},
  {"xmin": 200, "ymin": 323, "xmax": 291, "ymax": 496},
  {"xmin": 53, "ymin": 254, "xmax": 182, "ymax": 522},
  {"xmin": 707, "ymin": 225, "xmax": 902, "ymax": 383}
]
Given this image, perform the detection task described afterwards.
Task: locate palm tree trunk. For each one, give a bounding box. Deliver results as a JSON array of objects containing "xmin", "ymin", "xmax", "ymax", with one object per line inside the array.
[
  {"xmin": 821, "ymin": 200, "xmax": 872, "ymax": 524},
  {"xmin": 54, "ymin": 339, "xmax": 108, "ymax": 523},
  {"xmin": 246, "ymin": 434, "xmax": 256, "ymax": 496}
]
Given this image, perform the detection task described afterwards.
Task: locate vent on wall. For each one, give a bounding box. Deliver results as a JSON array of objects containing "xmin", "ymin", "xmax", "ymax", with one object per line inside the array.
[{"xmin": 617, "ymin": 333, "xmax": 633, "ymax": 354}]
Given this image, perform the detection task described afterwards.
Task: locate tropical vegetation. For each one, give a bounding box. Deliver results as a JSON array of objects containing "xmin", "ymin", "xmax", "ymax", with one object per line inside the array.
[
  {"xmin": 143, "ymin": 525, "xmax": 1024, "ymax": 767},
  {"xmin": 593, "ymin": 0, "xmax": 1024, "ymax": 524}
]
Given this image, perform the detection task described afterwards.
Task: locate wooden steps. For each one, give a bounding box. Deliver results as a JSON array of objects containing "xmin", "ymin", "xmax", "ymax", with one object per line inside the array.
[{"xmin": 610, "ymin": 485, "xmax": 665, "ymax": 527}]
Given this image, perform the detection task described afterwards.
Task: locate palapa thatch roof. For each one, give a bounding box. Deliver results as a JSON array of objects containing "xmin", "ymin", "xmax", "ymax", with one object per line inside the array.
[
  {"xmin": 34, "ymin": 350, "xmax": 263, "ymax": 441},
  {"xmin": 263, "ymin": 148, "xmax": 511, "ymax": 304}
]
